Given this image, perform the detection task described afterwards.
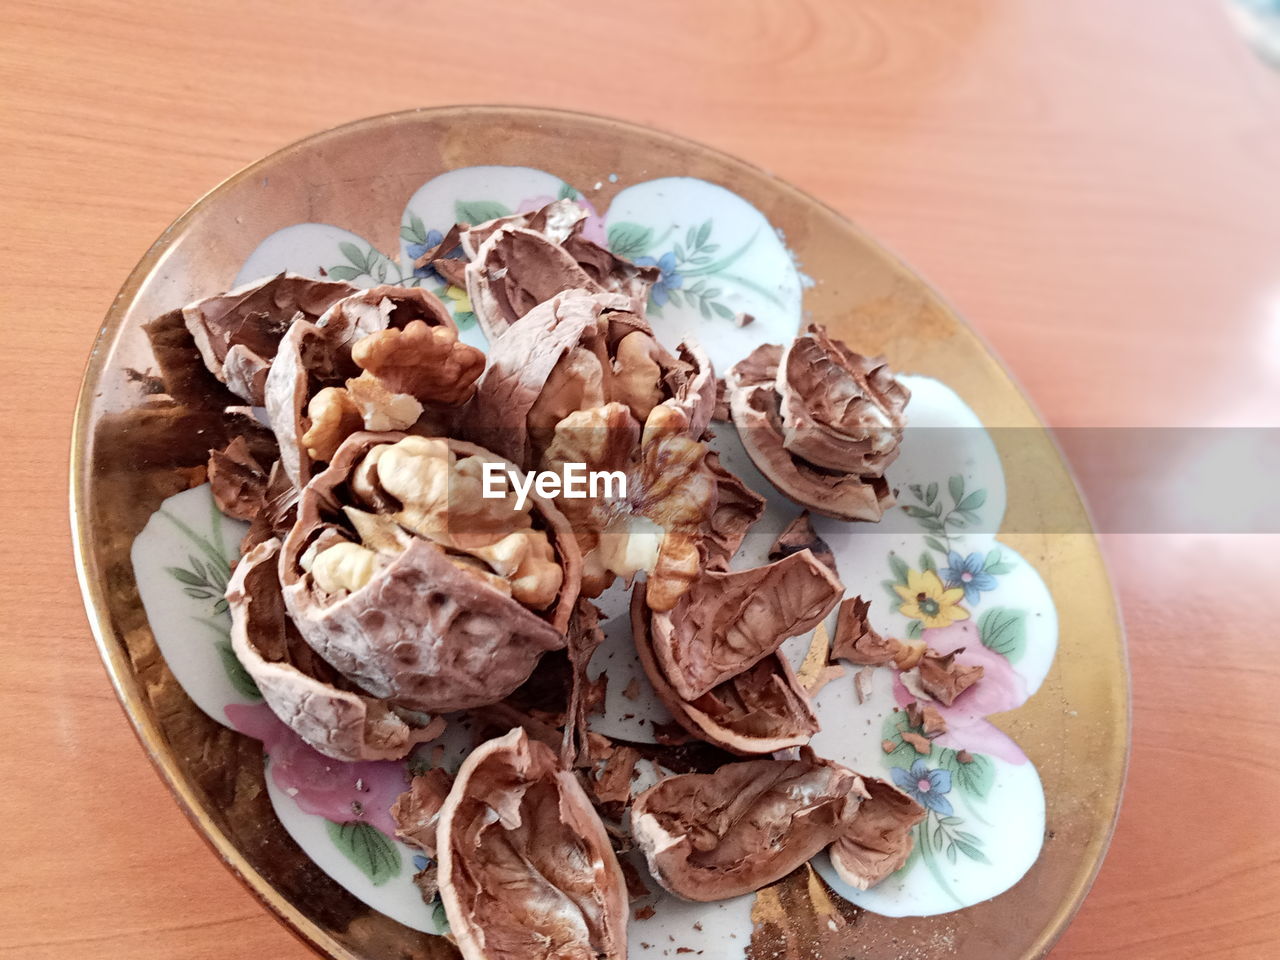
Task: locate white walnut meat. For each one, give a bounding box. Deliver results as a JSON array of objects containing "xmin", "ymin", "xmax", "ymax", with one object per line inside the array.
[
  {"xmin": 630, "ymin": 754, "xmax": 866, "ymax": 902},
  {"xmin": 649, "ymin": 550, "xmax": 845, "ymax": 701},
  {"xmin": 280, "ymin": 432, "xmax": 582, "ymax": 713},
  {"xmin": 226, "ymin": 538, "xmax": 442, "ymax": 762},
  {"xmin": 436, "ymin": 728, "xmax": 628, "ymax": 960},
  {"xmin": 631, "ymin": 584, "xmax": 820, "ymax": 755},
  {"xmin": 351, "ymin": 320, "xmax": 485, "ymax": 406},
  {"xmin": 461, "ymin": 199, "xmax": 658, "ymax": 342},
  {"xmin": 828, "ymin": 776, "xmax": 926, "ymax": 890},
  {"xmin": 182, "ymin": 273, "xmax": 356, "ymax": 405},
  {"xmin": 264, "ymin": 285, "xmax": 464, "ymax": 488},
  {"xmin": 727, "ymin": 325, "xmax": 910, "ymax": 521}
]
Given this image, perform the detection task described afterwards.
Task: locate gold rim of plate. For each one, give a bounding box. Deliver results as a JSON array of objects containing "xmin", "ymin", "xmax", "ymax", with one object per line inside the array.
[{"xmin": 69, "ymin": 105, "xmax": 1130, "ymax": 960}]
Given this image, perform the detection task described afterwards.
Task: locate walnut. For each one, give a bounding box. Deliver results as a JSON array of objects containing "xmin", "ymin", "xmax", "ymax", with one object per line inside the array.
[
  {"xmin": 351, "ymin": 320, "xmax": 485, "ymax": 405},
  {"xmin": 366, "ymin": 436, "xmax": 564, "ymax": 610},
  {"xmin": 301, "ymin": 387, "xmax": 363, "ymax": 461},
  {"xmin": 280, "ymin": 433, "xmax": 581, "ymax": 714},
  {"xmin": 526, "ymin": 345, "xmax": 609, "ymax": 452},
  {"xmin": 308, "ymin": 540, "xmax": 381, "ymax": 594},
  {"xmin": 344, "ymin": 371, "xmax": 424, "ymax": 432},
  {"xmin": 611, "ymin": 330, "xmax": 664, "ymax": 422},
  {"xmin": 541, "ymin": 402, "xmax": 716, "ymax": 610}
]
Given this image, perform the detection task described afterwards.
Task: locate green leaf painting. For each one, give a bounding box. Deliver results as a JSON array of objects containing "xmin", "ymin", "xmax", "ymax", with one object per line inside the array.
[
  {"xmin": 978, "ymin": 607, "xmax": 1028, "ymax": 663},
  {"xmin": 455, "ymin": 199, "xmax": 511, "ymax": 226},
  {"xmin": 938, "ymin": 747, "xmax": 996, "ymax": 800},
  {"xmin": 606, "ymin": 221, "xmax": 653, "ymax": 259},
  {"xmin": 216, "ymin": 639, "xmax": 262, "ymax": 701},
  {"xmin": 326, "ymin": 821, "xmax": 402, "ymax": 886}
]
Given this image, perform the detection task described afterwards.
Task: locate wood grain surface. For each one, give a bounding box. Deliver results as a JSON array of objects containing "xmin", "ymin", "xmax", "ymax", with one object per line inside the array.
[{"xmin": 2, "ymin": 1, "xmax": 1278, "ymax": 958}]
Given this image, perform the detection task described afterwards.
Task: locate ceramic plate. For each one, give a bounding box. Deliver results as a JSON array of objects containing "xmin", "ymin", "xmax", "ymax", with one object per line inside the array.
[{"xmin": 71, "ymin": 106, "xmax": 1128, "ymax": 960}]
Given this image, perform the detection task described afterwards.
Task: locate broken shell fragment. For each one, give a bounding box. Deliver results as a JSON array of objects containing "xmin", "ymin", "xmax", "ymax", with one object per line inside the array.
[
  {"xmin": 828, "ymin": 776, "xmax": 926, "ymax": 890},
  {"xmin": 767, "ymin": 510, "xmax": 837, "ymax": 576},
  {"xmin": 918, "ymin": 648, "xmax": 985, "ymax": 705},
  {"xmin": 391, "ymin": 767, "xmax": 454, "ymax": 858}
]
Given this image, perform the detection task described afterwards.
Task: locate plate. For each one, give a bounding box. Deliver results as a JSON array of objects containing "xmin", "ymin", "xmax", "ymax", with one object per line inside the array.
[{"xmin": 71, "ymin": 106, "xmax": 1128, "ymax": 960}]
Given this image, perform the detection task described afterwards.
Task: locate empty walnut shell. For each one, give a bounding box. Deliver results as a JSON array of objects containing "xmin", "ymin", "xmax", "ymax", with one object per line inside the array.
[
  {"xmin": 630, "ymin": 754, "xmax": 866, "ymax": 901},
  {"xmin": 727, "ymin": 325, "xmax": 909, "ymax": 521},
  {"xmin": 391, "ymin": 767, "xmax": 454, "ymax": 858},
  {"xmin": 828, "ymin": 776, "xmax": 926, "ymax": 890},
  {"xmin": 649, "ymin": 550, "xmax": 844, "ymax": 701},
  {"xmin": 631, "ymin": 584, "xmax": 820, "ymax": 755},
  {"xmin": 436, "ymin": 727, "xmax": 628, "ymax": 960},
  {"xmin": 182, "ymin": 273, "xmax": 356, "ymax": 405},
  {"xmin": 776, "ymin": 324, "xmax": 909, "ymax": 475},
  {"xmin": 280, "ymin": 432, "xmax": 581, "ymax": 713},
  {"xmin": 462, "ymin": 199, "xmax": 658, "ymax": 342},
  {"xmin": 226, "ymin": 538, "xmax": 441, "ymax": 761}
]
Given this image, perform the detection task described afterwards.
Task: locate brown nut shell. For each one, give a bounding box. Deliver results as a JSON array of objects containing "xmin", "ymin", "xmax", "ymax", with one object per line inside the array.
[
  {"xmin": 649, "ymin": 550, "xmax": 844, "ymax": 702},
  {"xmin": 727, "ymin": 332, "xmax": 906, "ymax": 521},
  {"xmin": 280, "ymin": 432, "xmax": 581, "ymax": 713},
  {"xmin": 631, "ymin": 584, "xmax": 820, "ymax": 755},
  {"xmin": 226, "ymin": 538, "xmax": 441, "ymax": 761},
  {"xmin": 436, "ymin": 728, "xmax": 628, "ymax": 960},
  {"xmin": 630, "ymin": 754, "xmax": 865, "ymax": 902},
  {"xmin": 182, "ymin": 273, "xmax": 355, "ymax": 405},
  {"xmin": 828, "ymin": 776, "xmax": 926, "ymax": 890}
]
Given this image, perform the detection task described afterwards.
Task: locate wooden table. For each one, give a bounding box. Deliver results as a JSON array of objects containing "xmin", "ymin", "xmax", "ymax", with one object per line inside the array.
[{"xmin": 3, "ymin": 1, "xmax": 1278, "ymax": 957}]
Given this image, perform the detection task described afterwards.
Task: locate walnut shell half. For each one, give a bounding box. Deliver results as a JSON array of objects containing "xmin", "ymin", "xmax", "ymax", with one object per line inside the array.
[
  {"xmin": 631, "ymin": 584, "xmax": 820, "ymax": 755},
  {"xmin": 226, "ymin": 538, "xmax": 441, "ymax": 761},
  {"xmin": 828, "ymin": 775, "xmax": 926, "ymax": 890},
  {"xmin": 631, "ymin": 754, "xmax": 866, "ymax": 901},
  {"xmin": 649, "ymin": 549, "xmax": 844, "ymax": 701},
  {"xmin": 727, "ymin": 326, "xmax": 909, "ymax": 521},
  {"xmin": 280, "ymin": 432, "xmax": 581, "ymax": 713},
  {"xmin": 436, "ymin": 727, "xmax": 628, "ymax": 960}
]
